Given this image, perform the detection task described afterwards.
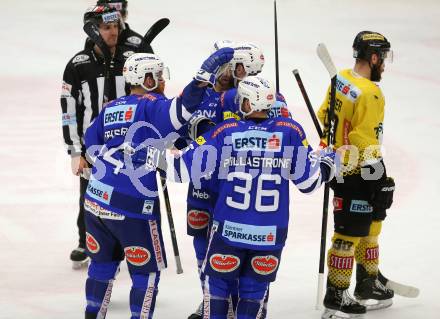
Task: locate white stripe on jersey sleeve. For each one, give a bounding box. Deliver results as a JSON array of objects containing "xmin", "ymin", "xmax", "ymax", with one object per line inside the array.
[
  {"xmin": 82, "ymin": 81, "xmax": 93, "ymax": 136},
  {"xmin": 295, "ymin": 168, "xmax": 322, "ymax": 193},
  {"xmin": 169, "ymin": 98, "xmax": 181, "ymax": 130},
  {"xmin": 65, "ymin": 94, "xmax": 82, "ymax": 154},
  {"xmin": 181, "ymin": 102, "xmax": 192, "ymax": 121},
  {"xmin": 169, "ymin": 98, "xmax": 192, "ymax": 130}
]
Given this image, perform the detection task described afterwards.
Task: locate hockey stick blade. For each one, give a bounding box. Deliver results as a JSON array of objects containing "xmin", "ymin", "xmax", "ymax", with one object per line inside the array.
[
  {"xmin": 317, "ymin": 43, "xmax": 337, "ymax": 79},
  {"xmin": 143, "ymin": 18, "xmax": 170, "ymax": 45},
  {"xmin": 378, "ymin": 271, "xmax": 420, "ymax": 298}
]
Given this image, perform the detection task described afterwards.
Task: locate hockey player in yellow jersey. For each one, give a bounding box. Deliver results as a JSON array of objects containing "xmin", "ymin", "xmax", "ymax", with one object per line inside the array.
[{"xmin": 318, "ymin": 31, "xmax": 395, "ymax": 319}]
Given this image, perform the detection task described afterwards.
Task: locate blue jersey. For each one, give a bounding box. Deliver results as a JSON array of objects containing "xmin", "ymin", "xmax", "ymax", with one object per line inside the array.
[
  {"xmin": 84, "ymin": 80, "xmax": 206, "ymax": 220},
  {"xmin": 187, "ymin": 88, "xmax": 291, "ymax": 211},
  {"xmin": 220, "ymin": 88, "xmax": 291, "ymax": 121},
  {"xmin": 183, "ymin": 88, "xmax": 223, "ymax": 210},
  {"xmin": 181, "ymin": 117, "xmax": 330, "ymax": 250}
]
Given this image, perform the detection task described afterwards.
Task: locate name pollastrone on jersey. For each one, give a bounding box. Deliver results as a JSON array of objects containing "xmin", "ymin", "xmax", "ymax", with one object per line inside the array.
[{"xmin": 222, "ymin": 156, "xmax": 292, "ymax": 169}]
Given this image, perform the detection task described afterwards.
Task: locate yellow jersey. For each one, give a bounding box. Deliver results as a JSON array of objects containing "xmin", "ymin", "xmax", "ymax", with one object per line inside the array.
[{"xmin": 317, "ymin": 69, "xmax": 385, "ymax": 175}]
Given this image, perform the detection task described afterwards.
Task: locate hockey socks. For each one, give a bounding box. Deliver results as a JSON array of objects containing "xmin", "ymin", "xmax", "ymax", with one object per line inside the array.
[
  {"xmin": 129, "ymin": 272, "xmax": 161, "ymax": 319},
  {"xmin": 236, "ymin": 277, "xmax": 269, "ymax": 319},
  {"xmin": 203, "ymin": 275, "xmax": 231, "ymax": 319},
  {"xmin": 85, "ymin": 261, "xmax": 120, "ymax": 318},
  {"xmin": 327, "ymin": 233, "xmax": 360, "ymax": 289},
  {"xmin": 354, "ymin": 221, "xmax": 381, "ymax": 276}
]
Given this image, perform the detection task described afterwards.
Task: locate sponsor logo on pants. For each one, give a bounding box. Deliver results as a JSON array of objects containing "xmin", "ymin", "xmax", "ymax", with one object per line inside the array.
[
  {"xmin": 350, "ymin": 200, "xmax": 373, "ymax": 213},
  {"xmin": 209, "ymin": 254, "xmax": 240, "ymax": 273},
  {"xmin": 86, "ymin": 232, "xmax": 100, "ymax": 253},
  {"xmin": 251, "ymin": 255, "xmax": 279, "ymax": 275},
  {"xmin": 188, "ymin": 210, "xmax": 210, "ymax": 229},
  {"xmin": 333, "ymin": 197, "xmax": 343, "ymax": 211},
  {"xmin": 125, "ymin": 246, "xmax": 151, "ymax": 266},
  {"xmin": 149, "ymin": 220, "xmax": 165, "ymax": 270},
  {"xmin": 84, "ymin": 199, "xmax": 124, "ymax": 220}
]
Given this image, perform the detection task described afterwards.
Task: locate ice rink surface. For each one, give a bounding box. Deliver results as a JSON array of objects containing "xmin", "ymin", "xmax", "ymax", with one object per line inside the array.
[{"xmin": 1, "ymin": 0, "xmax": 439, "ymax": 318}]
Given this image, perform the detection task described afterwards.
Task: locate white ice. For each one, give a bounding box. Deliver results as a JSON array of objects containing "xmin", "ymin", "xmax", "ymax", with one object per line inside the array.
[{"xmin": 1, "ymin": 0, "xmax": 439, "ymax": 318}]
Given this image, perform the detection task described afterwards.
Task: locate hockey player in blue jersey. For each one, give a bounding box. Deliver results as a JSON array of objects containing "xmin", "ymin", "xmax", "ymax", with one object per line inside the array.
[
  {"xmin": 82, "ymin": 48, "xmax": 234, "ymax": 319},
  {"xmin": 187, "ymin": 41, "xmax": 276, "ymax": 319},
  {"xmin": 187, "ymin": 41, "xmax": 290, "ymax": 319},
  {"xmin": 176, "ymin": 76, "xmax": 336, "ymax": 319}
]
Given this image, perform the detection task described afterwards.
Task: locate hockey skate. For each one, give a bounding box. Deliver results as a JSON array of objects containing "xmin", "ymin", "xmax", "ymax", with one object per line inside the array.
[
  {"xmin": 188, "ymin": 301, "xmax": 235, "ymax": 319},
  {"xmin": 322, "ymin": 283, "xmax": 366, "ymax": 319},
  {"xmin": 188, "ymin": 302, "xmax": 203, "ymax": 319},
  {"xmin": 70, "ymin": 247, "xmax": 90, "ymax": 269},
  {"xmin": 354, "ymin": 265, "xmax": 394, "ymax": 311}
]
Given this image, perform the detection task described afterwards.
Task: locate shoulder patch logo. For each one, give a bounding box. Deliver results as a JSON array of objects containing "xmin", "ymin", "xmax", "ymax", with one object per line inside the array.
[
  {"xmin": 72, "ymin": 54, "xmax": 90, "ymax": 64},
  {"xmin": 123, "ymin": 50, "xmax": 135, "ymax": 59},
  {"xmin": 196, "ymin": 136, "xmax": 206, "ymax": 145},
  {"xmin": 127, "ymin": 36, "xmax": 142, "ymax": 45}
]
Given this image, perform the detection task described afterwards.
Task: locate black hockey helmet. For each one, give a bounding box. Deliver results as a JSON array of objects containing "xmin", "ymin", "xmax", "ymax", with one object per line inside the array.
[
  {"xmin": 96, "ymin": 0, "xmax": 128, "ymax": 17},
  {"xmin": 83, "ymin": 4, "xmax": 123, "ymax": 28},
  {"xmin": 353, "ymin": 31, "xmax": 391, "ymax": 62}
]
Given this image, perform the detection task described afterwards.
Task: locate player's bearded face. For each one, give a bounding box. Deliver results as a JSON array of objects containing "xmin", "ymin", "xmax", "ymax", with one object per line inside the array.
[
  {"xmin": 368, "ymin": 53, "xmax": 386, "ymax": 82},
  {"xmin": 216, "ymin": 69, "xmax": 234, "ymax": 90},
  {"xmin": 155, "ymin": 79, "xmax": 166, "ymax": 94},
  {"xmin": 99, "ymin": 22, "xmax": 119, "ymax": 49}
]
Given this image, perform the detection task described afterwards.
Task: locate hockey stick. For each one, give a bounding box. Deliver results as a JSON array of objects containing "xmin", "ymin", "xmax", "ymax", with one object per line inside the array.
[
  {"xmin": 315, "ymin": 43, "xmax": 338, "ymax": 310},
  {"xmin": 292, "ymin": 69, "xmax": 323, "ymax": 138},
  {"xmin": 273, "ymin": 0, "xmax": 280, "ymax": 92},
  {"xmin": 140, "ymin": 18, "xmax": 170, "ymax": 53},
  {"xmin": 160, "ymin": 175, "xmax": 184, "ymax": 274},
  {"xmin": 83, "ymin": 22, "xmax": 112, "ymax": 103},
  {"xmin": 378, "ymin": 270, "xmax": 419, "ymax": 298}
]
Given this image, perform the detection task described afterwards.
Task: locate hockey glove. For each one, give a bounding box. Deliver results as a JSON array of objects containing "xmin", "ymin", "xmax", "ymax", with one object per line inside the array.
[
  {"xmin": 188, "ymin": 114, "xmax": 215, "ymax": 141},
  {"xmin": 310, "ymin": 147, "xmax": 339, "ymax": 183},
  {"xmin": 370, "ymin": 176, "xmax": 395, "ymax": 211},
  {"xmin": 195, "ymin": 47, "xmax": 234, "ymax": 85},
  {"xmin": 320, "ymin": 148, "xmax": 339, "ymax": 183}
]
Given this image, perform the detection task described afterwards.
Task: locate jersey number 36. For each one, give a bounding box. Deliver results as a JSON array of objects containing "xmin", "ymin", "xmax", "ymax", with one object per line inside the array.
[{"xmin": 226, "ymin": 172, "xmax": 281, "ymax": 212}]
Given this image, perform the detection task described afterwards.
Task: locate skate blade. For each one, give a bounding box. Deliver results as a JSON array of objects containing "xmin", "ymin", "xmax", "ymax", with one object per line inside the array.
[
  {"xmin": 358, "ymin": 298, "xmax": 392, "ymax": 311},
  {"xmin": 72, "ymin": 258, "xmax": 90, "ymax": 270},
  {"xmin": 322, "ymin": 308, "xmax": 365, "ymax": 319}
]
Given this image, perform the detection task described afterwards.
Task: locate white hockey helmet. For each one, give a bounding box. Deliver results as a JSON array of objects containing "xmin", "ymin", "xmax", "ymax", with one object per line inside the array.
[
  {"xmin": 123, "ymin": 53, "xmax": 169, "ymax": 91},
  {"xmin": 230, "ymin": 42, "xmax": 265, "ymax": 80},
  {"xmin": 212, "ymin": 41, "xmax": 265, "ymax": 81},
  {"xmin": 237, "ymin": 76, "xmax": 275, "ymax": 117},
  {"xmin": 213, "ymin": 39, "xmax": 235, "ymax": 51}
]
